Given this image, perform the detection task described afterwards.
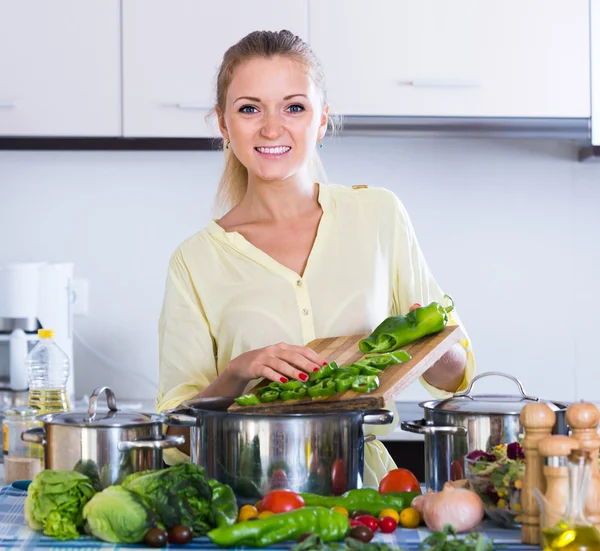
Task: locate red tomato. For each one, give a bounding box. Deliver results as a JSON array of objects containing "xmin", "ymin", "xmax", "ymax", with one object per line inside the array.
[
  {"xmin": 379, "ymin": 517, "xmax": 398, "ymax": 533},
  {"xmin": 260, "ymin": 490, "xmax": 305, "ymax": 514},
  {"xmin": 354, "ymin": 515, "xmax": 379, "ymax": 533},
  {"xmin": 378, "ymin": 468, "xmax": 421, "ymax": 494}
]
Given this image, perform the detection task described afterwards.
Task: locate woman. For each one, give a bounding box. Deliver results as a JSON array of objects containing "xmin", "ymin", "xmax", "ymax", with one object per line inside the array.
[{"xmin": 157, "ymin": 30, "xmax": 475, "ymax": 485}]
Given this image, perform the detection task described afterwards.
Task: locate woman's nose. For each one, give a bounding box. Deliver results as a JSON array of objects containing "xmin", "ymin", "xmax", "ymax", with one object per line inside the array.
[{"xmin": 260, "ymin": 112, "xmax": 283, "ymax": 139}]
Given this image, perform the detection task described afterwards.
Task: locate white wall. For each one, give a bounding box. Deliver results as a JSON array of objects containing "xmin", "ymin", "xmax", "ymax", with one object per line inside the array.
[{"xmin": 0, "ymin": 137, "xmax": 598, "ymax": 405}]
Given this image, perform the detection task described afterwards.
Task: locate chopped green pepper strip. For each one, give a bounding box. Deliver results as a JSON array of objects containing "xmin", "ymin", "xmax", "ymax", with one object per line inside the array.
[
  {"xmin": 359, "ymin": 365, "xmax": 384, "ymax": 376},
  {"xmin": 352, "ymin": 375, "xmax": 379, "ymax": 393},
  {"xmin": 342, "ymin": 365, "xmax": 361, "ymax": 376},
  {"xmin": 280, "ymin": 387, "xmax": 307, "ymax": 401},
  {"xmin": 308, "ymin": 377, "xmax": 336, "ymax": 398},
  {"xmin": 310, "ymin": 361, "xmax": 340, "ymax": 382},
  {"xmin": 234, "ymin": 394, "xmax": 261, "ymax": 406},
  {"xmin": 260, "ymin": 390, "xmax": 280, "ymax": 403},
  {"xmin": 362, "ymin": 355, "xmax": 394, "ymax": 369},
  {"xmin": 389, "ymin": 350, "xmax": 411, "ymax": 363},
  {"xmin": 335, "ymin": 374, "xmax": 355, "ymax": 393},
  {"xmin": 280, "ymin": 380, "xmax": 305, "ymax": 391}
]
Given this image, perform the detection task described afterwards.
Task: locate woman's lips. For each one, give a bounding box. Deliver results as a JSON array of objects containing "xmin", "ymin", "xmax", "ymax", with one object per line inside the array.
[{"xmin": 254, "ymin": 146, "xmax": 292, "ymax": 158}]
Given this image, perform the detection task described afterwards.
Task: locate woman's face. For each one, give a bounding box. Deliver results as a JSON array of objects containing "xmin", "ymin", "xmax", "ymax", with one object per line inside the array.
[{"xmin": 218, "ymin": 56, "xmax": 328, "ymax": 183}]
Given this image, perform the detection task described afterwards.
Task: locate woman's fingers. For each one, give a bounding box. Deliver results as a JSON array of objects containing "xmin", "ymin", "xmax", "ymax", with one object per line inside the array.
[
  {"xmin": 263, "ymin": 357, "xmax": 309, "ymax": 383},
  {"xmin": 282, "ymin": 344, "xmax": 327, "ymax": 369},
  {"xmin": 278, "ymin": 349, "xmax": 322, "ymax": 375}
]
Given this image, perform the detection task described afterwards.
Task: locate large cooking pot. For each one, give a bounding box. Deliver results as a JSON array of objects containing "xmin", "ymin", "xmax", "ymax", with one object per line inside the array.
[
  {"xmin": 165, "ymin": 397, "xmax": 394, "ymax": 504},
  {"xmin": 22, "ymin": 386, "xmax": 184, "ymax": 488},
  {"xmin": 401, "ymin": 372, "xmax": 568, "ymax": 492}
]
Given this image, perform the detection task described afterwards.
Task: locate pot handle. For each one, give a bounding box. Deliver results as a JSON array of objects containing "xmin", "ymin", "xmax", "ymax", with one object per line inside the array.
[
  {"xmin": 362, "ymin": 410, "xmax": 394, "ymax": 425},
  {"xmin": 160, "ymin": 409, "xmax": 199, "ymax": 427},
  {"xmin": 88, "ymin": 386, "xmax": 119, "ymax": 421},
  {"xmin": 401, "ymin": 419, "xmax": 467, "ymax": 436},
  {"xmin": 118, "ymin": 434, "xmax": 185, "ymax": 452},
  {"xmin": 452, "ymin": 371, "xmax": 539, "ymax": 401},
  {"xmin": 21, "ymin": 426, "xmax": 46, "ymax": 446}
]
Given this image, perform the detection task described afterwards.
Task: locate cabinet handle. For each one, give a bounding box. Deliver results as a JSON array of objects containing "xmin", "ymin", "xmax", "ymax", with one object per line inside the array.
[
  {"xmin": 0, "ymin": 101, "xmax": 16, "ymax": 109},
  {"xmin": 176, "ymin": 103, "xmax": 213, "ymax": 110},
  {"xmin": 397, "ymin": 78, "xmax": 481, "ymax": 88}
]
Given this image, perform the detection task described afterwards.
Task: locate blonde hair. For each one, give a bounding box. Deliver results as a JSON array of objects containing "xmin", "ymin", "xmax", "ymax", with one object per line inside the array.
[{"xmin": 212, "ymin": 30, "xmax": 336, "ymax": 214}]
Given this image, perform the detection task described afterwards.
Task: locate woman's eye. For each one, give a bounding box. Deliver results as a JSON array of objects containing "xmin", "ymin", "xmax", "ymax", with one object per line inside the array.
[
  {"xmin": 287, "ymin": 104, "xmax": 305, "ymax": 113},
  {"xmin": 239, "ymin": 105, "xmax": 258, "ymax": 114}
]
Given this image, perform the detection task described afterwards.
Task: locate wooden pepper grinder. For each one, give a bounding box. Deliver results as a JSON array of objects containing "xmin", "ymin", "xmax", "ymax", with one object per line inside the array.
[
  {"xmin": 520, "ymin": 402, "xmax": 556, "ymax": 545},
  {"xmin": 566, "ymin": 402, "xmax": 600, "ymax": 529},
  {"xmin": 538, "ymin": 435, "xmax": 580, "ymax": 528}
]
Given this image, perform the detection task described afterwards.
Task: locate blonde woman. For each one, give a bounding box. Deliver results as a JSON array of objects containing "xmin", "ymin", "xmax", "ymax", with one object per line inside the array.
[{"xmin": 157, "ymin": 30, "xmax": 475, "ymax": 486}]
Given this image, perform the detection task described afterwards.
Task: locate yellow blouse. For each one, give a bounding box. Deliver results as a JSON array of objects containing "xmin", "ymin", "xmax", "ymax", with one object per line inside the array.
[{"xmin": 156, "ymin": 183, "xmax": 475, "ymax": 484}]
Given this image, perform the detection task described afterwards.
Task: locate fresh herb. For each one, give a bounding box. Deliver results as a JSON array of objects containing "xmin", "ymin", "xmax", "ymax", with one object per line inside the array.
[
  {"xmin": 419, "ymin": 525, "xmax": 496, "ymax": 551},
  {"xmin": 291, "ymin": 534, "xmax": 400, "ymax": 551}
]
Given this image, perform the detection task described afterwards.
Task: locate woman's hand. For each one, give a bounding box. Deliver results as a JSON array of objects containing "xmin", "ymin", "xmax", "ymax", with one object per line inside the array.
[{"xmin": 226, "ymin": 342, "xmax": 327, "ymax": 385}]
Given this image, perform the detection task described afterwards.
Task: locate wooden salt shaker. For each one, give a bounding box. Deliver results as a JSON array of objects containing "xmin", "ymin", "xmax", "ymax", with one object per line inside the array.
[
  {"xmin": 538, "ymin": 435, "xmax": 580, "ymax": 528},
  {"xmin": 566, "ymin": 402, "xmax": 600, "ymax": 528},
  {"xmin": 520, "ymin": 402, "xmax": 556, "ymax": 545}
]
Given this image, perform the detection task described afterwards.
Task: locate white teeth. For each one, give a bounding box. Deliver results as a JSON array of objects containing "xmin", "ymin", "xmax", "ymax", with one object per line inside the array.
[{"xmin": 256, "ymin": 146, "xmax": 291, "ymax": 155}]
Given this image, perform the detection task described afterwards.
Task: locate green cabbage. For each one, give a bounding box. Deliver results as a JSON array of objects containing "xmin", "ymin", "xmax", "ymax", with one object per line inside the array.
[
  {"xmin": 122, "ymin": 463, "xmax": 213, "ymax": 534},
  {"xmin": 24, "ymin": 470, "xmax": 96, "ymax": 540},
  {"xmin": 82, "ymin": 485, "xmax": 161, "ymax": 544}
]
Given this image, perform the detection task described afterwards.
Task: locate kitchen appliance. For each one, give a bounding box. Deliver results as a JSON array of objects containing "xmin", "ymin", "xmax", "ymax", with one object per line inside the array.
[
  {"xmin": 165, "ymin": 397, "xmax": 394, "ymax": 504},
  {"xmin": 21, "ymin": 387, "xmax": 184, "ymax": 489},
  {"xmin": 0, "ymin": 262, "xmax": 76, "ymax": 405},
  {"xmin": 401, "ymin": 372, "xmax": 568, "ymax": 492}
]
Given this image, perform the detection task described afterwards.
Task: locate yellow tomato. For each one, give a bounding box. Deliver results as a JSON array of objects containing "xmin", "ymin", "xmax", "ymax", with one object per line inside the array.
[
  {"xmin": 331, "ymin": 506, "xmax": 349, "ymax": 517},
  {"xmin": 258, "ymin": 510, "xmax": 275, "ymax": 519},
  {"xmin": 379, "ymin": 508, "xmax": 400, "ymax": 523},
  {"xmin": 237, "ymin": 505, "xmax": 259, "ymax": 522},
  {"xmin": 399, "ymin": 507, "xmax": 421, "ymax": 529}
]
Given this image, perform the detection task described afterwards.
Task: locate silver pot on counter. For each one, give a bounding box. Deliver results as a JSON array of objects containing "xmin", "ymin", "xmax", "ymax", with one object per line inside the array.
[
  {"xmin": 22, "ymin": 387, "xmax": 184, "ymax": 488},
  {"xmin": 165, "ymin": 397, "xmax": 394, "ymax": 504},
  {"xmin": 401, "ymin": 372, "xmax": 568, "ymax": 492}
]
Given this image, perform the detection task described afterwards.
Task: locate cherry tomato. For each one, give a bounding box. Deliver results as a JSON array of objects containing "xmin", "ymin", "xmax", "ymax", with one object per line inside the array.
[
  {"xmin": 379, "ymin": 516, "xmax": 398, "ymax": 533},
  {"xmin": 378, "ymin": 468, "xmax": 421, "ymax": 494},
  {"xmin": 168, "ymin": 525, "xmax": 193, "ymax": 545},
  {"xmin": 144, "ymin": 528, "xmax": 168, "ymax": 548},
  {"xmin": 350, "ymin": 519, "xmax": 363, "ymax": 528},
  {"xmin": 349, "ymin": 525, "xmax": 374, "ymax": 542},
  {"xmin": 354, "ymin": 515, "xmax": 379, "ymax": 533},
  {"xmin": 260, "ymin": 489, "xmax": 305, "ymax": 513}
]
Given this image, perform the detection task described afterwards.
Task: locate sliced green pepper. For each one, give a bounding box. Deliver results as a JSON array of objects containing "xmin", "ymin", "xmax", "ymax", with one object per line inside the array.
[
  {"xmin": 335, "ymin": 373, "xmax": 355, "ymax": 393},
  {"xmin": 310, "ymin": 361, "xmax": 339, "ymax": 382},
  {"xmin": 260, "ymin": 390, "xmax": 280, "ymax": 403},
  {"xmin": 352, "ymin": 375, "xmax": 379, "ymax": 393},
  {"xmin": 359, "ymin": 294, "xmax": 455, "ymax": 353},
  {"xmin": 359, "ymin": 365, "xmax": 383, "ymax": 376},
  {"xmin": 336, "ymin": 365, "xmax": 361, "ymax": 377},
  {"xmin": 280, "ymin": 387, "xmax": 307, "ymax": 401},
  {"xmin": 280, "ymin": 380, "xmax": 305, "ymax": 391},
  {"xmin": 308, "ymin": 377, "xmax": 336, "ymax": 398},
  {"xmin": 234, "ymin": 394, "xmax": 261, "ymax": 406}
]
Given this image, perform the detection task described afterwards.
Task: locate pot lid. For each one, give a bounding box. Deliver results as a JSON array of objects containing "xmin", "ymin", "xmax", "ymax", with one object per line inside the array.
[
  {"xmin": 40, "ymin": 386, "xmax": 160, "ymax": 427},
  {"xmin": 424, "ymin": 372, "xmax": 567, "ymax": 415}
]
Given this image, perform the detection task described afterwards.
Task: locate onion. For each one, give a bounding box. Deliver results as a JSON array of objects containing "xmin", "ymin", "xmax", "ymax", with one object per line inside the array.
[{"xmin": 412, "ymin": 483, "xmax": 484, "ymax": 533}]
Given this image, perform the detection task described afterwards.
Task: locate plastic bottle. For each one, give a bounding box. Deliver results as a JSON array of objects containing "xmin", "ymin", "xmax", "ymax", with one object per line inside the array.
[{"xmin": 25, "ymin": 329, "xmax": 71, "ymax": 414}]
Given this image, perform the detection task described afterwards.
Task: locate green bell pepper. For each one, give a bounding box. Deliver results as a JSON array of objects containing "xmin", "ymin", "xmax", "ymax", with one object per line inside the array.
[
  {"xmin": 299, "ymin": 488, "xmax": 421, "ymax": 516},
  {"xmin": 280, "ymin": 387, "xmax": 307, "ymax": 401},
  {"xmin": 280, "ymin": 381, "xmax": 305, "ymax": 391},
  {"xmin": 359, "ymin": 295, "xmax": 455, "ymax": 353},
  {"xmin": 207, "ymin": 506, "xmax": 349, "ymax": 547},
  {"xmin": 308, "ymin": 377, "xmax": 337, "ymax": 398},
  {"xmin": 352, "ymin": 375, "xmax": 379, "ymax": 393},
  {"xmin": 234, "ymin": 394, "xmax": 261, "ymax": 406},
  {"xmin": 335, "ymin": 373, "xmax": 355, "ymax": 393},
  {"xmin": 359, "ymin": 365, "xmax": 383, "ymax": 376},
  {"xmin": 260, "ymin": 390, "xmax": 280, "ymax": 403},
  {"xmin": 334, "ymin": 365, "xmax": 361, "ymax": 378},
  {"xmin": 207, "ymin": 479, "xmax": 238, "ymax": 529},
  {"xmin": 310, "ymin": 361, "xmax": 339, "ymax": 382}
]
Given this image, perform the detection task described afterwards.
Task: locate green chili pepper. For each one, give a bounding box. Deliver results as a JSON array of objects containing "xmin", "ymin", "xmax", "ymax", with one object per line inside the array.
[
  {"xmin": 308, "ymin": 377, "xmax": 337, "ymax": 398},
  {"xmin": 310, "ymin": 361, "xmax": 340, "ymax": 382},
  {"xmin": 280, "ymin": 380, "xmax": 305, "ymax": 391},
  {"xmin": 259, "ymin": 390, "xmax": 280, "ymax": 403},
  {"xmin": 359, "ymin": 295, "xmax": 455, "ymax": 353},
  {"xmin": 299, "ymin": 488, "xmax": 421, "ymax": 516},
  {"xmin": 280, "ymin": 387, "xmax": 307, "ymax": 401},
  {"xmin": 234, "ymin": 394, "xmax": 261, "ymax": 406},
  {"xmin": 352, "ymin": 375, "xmax": 379, "ymax": 393},
  {"xmin": 335, "ymin": 373, "xmax": 355, "ymax": 393},
  {"xmin": 207, "ymin": 479, "xmax": 238, "ymax": 529},
  {"xmin": 335, "ymin": 365, "xmax": 361, "ymax": 377},
  {"xmin": 359, "ymin": 365, "xmax": 383, "ymax": 376},
  {"xmin": 207, "ymin": 506, "xmax": 349, "ymax": 547}
]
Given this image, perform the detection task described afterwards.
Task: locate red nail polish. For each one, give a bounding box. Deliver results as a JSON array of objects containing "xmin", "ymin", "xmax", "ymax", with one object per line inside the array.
[
  {"xmin": 280, "ymin": 377, "xmax": 288, "ymax": 383},
  {"xmin": 299, "ymin": 373, "xmax": 308, "ymax": 381},
  {"xmin": 322, "ymin": 362, "xmax": 328, "ymax": 366},
  {"xmin": 313, "ymin": 367, "xmax": 320, "ymax": 372}
]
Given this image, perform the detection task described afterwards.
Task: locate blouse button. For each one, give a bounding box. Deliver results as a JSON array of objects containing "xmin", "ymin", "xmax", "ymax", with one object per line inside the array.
[
  {"xmin": 302, "ymin": 308, "xmax": 309, "ymax": 316},
  {"xmin": 296, "ymin": 279, "xmax": 303, "ymax": 287}
]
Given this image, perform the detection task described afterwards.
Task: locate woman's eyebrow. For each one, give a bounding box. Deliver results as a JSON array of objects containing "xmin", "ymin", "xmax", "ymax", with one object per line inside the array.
[{"xmin": 233, "ymin": 93, "xmax": 308, "ymax": 104}]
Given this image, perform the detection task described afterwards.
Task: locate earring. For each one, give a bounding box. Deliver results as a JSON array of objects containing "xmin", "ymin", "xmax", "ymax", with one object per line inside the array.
[
  {"xmin": 225, "ymin": 140, "xmax": 230, "ymax": 150},
  {"xmin": 318, "ymin": 139, "xmax": 323, "ymax": 149}
]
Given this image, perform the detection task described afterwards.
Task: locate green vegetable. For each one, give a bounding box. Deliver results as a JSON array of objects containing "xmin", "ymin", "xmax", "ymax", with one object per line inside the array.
[
  {"xmin": 82, "ymin": 485, "xmax": 161, "ymax": 544},
  {"xmin": 420, "ymin": 524, "xmax": 494, "ymax": 551},
  {"xmin": 300, "ymin": 488, "xmax": 420, "ymax": 516},
  {"xmin": 260, "ymin": 390, "xmax": 280, "ymax": 402},
  {"xmin": 122, "ymin": 463, "xmax": 213, "ymax": 535},
  {"xmin": 359, "ymin": 295, "xmax": 455, "ymax": 353},
  {"xmin": 207, "ymin": 478, "xmax": 238, "ymax": 529},
  {"xmin": 336, "ymin": 373, "xmax": 356, "ymax": 393},
  {"xmin": 72, "ymin": 459, "xmax": 102, "ymax": 492},
  {"xmin": 334, "ymin": 365, "xmax": 361, "ymax": 378},
  {"xmin": 281, "ymin": 387, "xmax": 308, "ymax": 401},
  {"xmin": 235, "ymin": 393, "xmax": 261, "ymax": 406},
  {"xmin": 24, "ymin": 469, "xmax": 96, "ymax": 540},
  {"xmin": 308, "ymin": 377, "xmax": 337, "ymax": 398},
  {"xmin": 352, "ymin": 375, "xmax": 379, "ymax": 393},
  {"xmin": 208, "ymin": 506, "xmax": 349, "ymax": 547},
  {"xmin": 310, "ymin": 361, "xmax": 340, "ymax": 382},
  {"xmin": 358, "ymin": 365, "xmax": 383, "ymax": 376},
  {"xmin": 293, "ymin": 534, "xmax": 397, "ymax": 551}
]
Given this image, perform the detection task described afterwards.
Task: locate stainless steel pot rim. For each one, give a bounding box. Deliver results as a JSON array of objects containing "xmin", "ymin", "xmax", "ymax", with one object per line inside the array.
[
  {"xmin": 171, "ymin": 407, "xmax": 392, "ymax": 421},
  {"xmin": 37, "ymin": 411, "xmax": 164, "ymax": 428}
]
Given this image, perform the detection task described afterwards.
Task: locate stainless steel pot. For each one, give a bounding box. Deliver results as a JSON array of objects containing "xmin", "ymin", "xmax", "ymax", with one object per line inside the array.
[
  {"xmin": 165, "ymin": 397, "xmax": 394, "ymax": 504},
  {"xmin": 22, "ymin": 386, "xmax": 184, "ymax": 488},
  {"xmin": 401, "ymin": 372, "xmax": 568, "ymax": 492}
]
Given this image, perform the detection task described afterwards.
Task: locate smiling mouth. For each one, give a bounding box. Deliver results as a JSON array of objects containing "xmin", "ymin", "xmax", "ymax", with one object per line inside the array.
[{"xmin": 254, "ymin": 146, "xmax": 292, "ymax": 156}]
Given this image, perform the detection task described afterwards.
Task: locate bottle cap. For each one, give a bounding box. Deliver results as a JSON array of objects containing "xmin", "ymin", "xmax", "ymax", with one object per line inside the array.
[{"xmin": 38, "ymin": 329, "xmax": 54, "ymax": 338}]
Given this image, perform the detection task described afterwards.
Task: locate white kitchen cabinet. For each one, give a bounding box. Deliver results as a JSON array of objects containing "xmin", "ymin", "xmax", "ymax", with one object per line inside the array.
[
  {"xmin": 122, "ymin": 0, "xmax": 308, "ymax": 138},
  {"xmin": 0, "ymin": 0, "xmax": 121, "ymax": 137},
  {"xmin": 310, "ymin": 0, "xmax": 590, "ymax": 118}
]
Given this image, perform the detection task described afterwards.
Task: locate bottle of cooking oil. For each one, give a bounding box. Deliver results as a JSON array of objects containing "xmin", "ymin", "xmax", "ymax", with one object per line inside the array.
[
  {"xmin": 541, "ymin": 449, "xmax": 600, "ymax": 551},
  {"xmin": 25, "ymin": 329, "xmax": 70, "ymax": 414}
]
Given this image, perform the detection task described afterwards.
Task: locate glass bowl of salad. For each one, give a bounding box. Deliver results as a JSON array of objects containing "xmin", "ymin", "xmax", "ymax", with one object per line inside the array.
[{"xmin": 465, "ymin": 442, "xmax": 525, "ymax": 528}]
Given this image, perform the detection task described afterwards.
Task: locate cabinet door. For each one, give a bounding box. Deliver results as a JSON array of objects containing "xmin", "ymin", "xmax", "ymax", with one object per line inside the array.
[
  {"xmin": 123, "ymin": 0, "xmax": 308, "ymax": 138},
  {"xmin": 0, "ymin": 0, "xmax": 120, "ymax": 137},
  {"xmin": 310, "ymin": 0, "xmax": 590, "ymax": 118}
]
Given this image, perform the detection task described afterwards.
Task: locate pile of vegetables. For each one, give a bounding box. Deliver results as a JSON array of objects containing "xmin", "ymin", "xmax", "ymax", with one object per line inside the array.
[
  {"xmin": 24, "ymin": 463, "xmax": 238, "ymax": 545},
  {"xmin": 235, "ymin": 351, "xmax": 411, "ymax": 407}
]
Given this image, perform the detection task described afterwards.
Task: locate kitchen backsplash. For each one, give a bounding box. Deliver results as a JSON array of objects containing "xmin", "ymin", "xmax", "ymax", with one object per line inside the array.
[{"xmin": 0, "ymin": 136, "xmax": 598, "ymax": 404}]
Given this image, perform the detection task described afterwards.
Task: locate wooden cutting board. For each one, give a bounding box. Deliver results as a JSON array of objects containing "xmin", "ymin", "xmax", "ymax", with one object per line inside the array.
[{"xmin": 227, "ymin": 324, "xmax": 464, "ymax": 414}]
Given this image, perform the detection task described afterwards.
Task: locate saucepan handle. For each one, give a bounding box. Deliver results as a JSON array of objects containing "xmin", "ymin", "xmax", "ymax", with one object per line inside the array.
[
  {"xmin": 160, "ymin": 408, "xmax": 199, "ymax": 427},
  {"xmin": 452, "ymin": 371, "xmax": 538, "ymax": 401},
  {"xmin": 21, "ymin": 426, "xmax": 47, "ymax": 446},
  {"xmin": 401, "ymin": 419, "xmax": 467, "ymax": 436},
  {"xmin": 118, "ymin": 434, "xmax": 185, "ymax": 452},
  {"xmin": 362, "ymin": 410, "xmax": 394, "ymax": 425}
]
